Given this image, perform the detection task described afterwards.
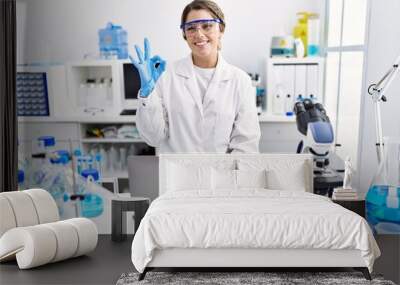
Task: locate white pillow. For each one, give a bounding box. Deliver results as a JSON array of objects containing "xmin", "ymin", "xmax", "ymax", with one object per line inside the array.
[
  {"xmin": 212, "ymin": 169, "xmax": 237, "ymax": 190},
  {"xmin": 237, "ymin": 159, "xmax": 308, "ymax": 191},
  {"xmin": 236, "ymin": 169, "xmax": 268, "ymax": 189},
  {"xmin": 166, "ymin": 162, "xmax": 212, "ymax": 191},
  {"xmin": 266, "ymin": 167, "xmax": 306, "ymax": 191}
]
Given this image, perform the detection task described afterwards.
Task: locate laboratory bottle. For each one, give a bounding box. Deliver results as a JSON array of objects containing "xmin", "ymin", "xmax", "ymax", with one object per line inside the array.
[
  {"xmin": 73, "ymin": 149, "xmax": 82, "ymax": 174},
  {"xmin": 95, "ymin": 153, "xmax": 102, "ymax": 180},
  {"xmin": 366, "ymin": 136, "xmax": 400, "ymax": 234},
  {"xmin": 87, "ymin": 155, "xmax": 94, "ymax": 169},
  {"xmin": 285, "ymin": 94, "xmax": 294, "ymax": 116},
  {"xmin": 307, "ymin": 14, "xmax": 320, "ymax": 56},
  {"xmin": 99, "ymin": 146, "xmax": 108, "ymax": 173},
  {"xmin": 98, "ymin": 22, "xmax": 128, "ymax": 59},
  {"xmin": 120, "ymin": 147, "xmax": 127, "ymax": 170},
  {"xmin": 18, "ymin": 170, "xmax": 25, "ymax": 191},
  {"xmin": 17, "ymin": 141, "xmax": 28, "ymax": 182},
  {"xmin": 18, "ymin": 148, "xmax": 28, "ymax": 191},
  {"xmin": 294, "ymin": 38, "xmax": 305, "ymax": 58},
  {"xmin": 50, "ymin": 150, "xmax": 70, "ymax": 164},
  {"xmin": 272, "ymin": 90, "xmax": 285, "ymax": 115},
  {"xmin": 48, "ymin": 155, "xmax": 70, "ymax": 217},
  {"xmin": 30, "ymin": 136, "xmax": 56, "ymax": 188},
  {"xmin": 80, "ymin": 169, "xmax": 104, "ymax": 218},
  {"xmin": 37, "ymin": 136, "xmax": 56, "ymax": 158},
  {"xmin": 293, "ymin": 12, "xmax": 310, "ymax": 56},
  {"xmin": 109, "ymin": 145, "xmax": 119, "ymax": 172},
  {"xmin": 256, "ymin": 88, "xmax": 265, "ymax": 115}
]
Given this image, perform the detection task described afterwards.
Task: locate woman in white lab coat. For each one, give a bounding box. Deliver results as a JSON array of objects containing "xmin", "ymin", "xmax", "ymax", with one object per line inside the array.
[{"xmin": 132, "ymin": 0, "xmax": 260, "ymax": 153}]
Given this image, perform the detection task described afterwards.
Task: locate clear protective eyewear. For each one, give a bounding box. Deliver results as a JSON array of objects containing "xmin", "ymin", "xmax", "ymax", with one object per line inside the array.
[{"xmin": 180, "ymin": 18, "xmax": 222, "ymax": 36}]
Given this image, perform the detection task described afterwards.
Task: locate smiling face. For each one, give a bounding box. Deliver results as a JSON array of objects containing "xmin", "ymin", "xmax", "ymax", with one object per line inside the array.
[{"xmin": 183, "ymin": 9, "xmax": 223, "ymax": 67}]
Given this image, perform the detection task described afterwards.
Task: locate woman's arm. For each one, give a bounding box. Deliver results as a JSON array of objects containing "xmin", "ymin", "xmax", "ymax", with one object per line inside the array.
[
  {"xmin": 228, "ymin": 76, "xmax": 261, "ymax": 153},
  {"xmin": 131, "ymin": 38, "xmax": 168, "ymax": 147},
  {"xmin": 136, "ymin": 81, "xmax": 169, "ymax": 147}
]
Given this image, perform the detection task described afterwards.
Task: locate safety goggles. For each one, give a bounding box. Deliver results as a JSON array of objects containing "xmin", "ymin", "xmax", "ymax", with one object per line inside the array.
[{"xmin": 180, "ymin": 18, "xmax": 222, "ymax": 36}]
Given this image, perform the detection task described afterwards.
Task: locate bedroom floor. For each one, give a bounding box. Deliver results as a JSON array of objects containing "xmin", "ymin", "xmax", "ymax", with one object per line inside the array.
[
  {"xmin": 0, "ymin": 235, "xmax": 134, "ymax": 285},
  {"xmin": 0, "ymin": 235, "xmax": 398, "ymax": 285}
]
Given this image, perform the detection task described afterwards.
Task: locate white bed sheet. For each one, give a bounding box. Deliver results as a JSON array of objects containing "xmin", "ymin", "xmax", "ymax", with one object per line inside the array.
[{"xmin": 131, "ymin": 189, "xmax": 380, "ymax": 273}]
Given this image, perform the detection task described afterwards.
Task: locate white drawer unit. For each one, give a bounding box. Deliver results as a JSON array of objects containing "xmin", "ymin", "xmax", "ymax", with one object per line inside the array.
[{"xmin": 266, "ymin": 57, "xmax": 325, "ymax": 116}]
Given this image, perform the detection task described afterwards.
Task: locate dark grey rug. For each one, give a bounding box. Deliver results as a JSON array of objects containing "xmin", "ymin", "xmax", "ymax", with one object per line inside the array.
[{"xmin": 116, "ymin": 271, "xmax": 396, "ymax": 285}]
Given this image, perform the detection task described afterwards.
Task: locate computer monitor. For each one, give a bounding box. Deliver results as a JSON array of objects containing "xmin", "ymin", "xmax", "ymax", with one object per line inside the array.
[{"xmin": 121, "ymin": 63, "xmax": 141, "ymax": 114}]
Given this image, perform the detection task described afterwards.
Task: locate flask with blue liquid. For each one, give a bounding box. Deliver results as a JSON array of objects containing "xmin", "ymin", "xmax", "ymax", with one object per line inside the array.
[
  {"xmin": 366, "ymin": 137, "xmax": 400, "ymax": 234},
  {"xmin": 98, "ymin": 22, "xmax": 128, "ymax": 59},
  {"xmin": 79, "ymin": 169, "xmax": 104, "ymax": 218}
]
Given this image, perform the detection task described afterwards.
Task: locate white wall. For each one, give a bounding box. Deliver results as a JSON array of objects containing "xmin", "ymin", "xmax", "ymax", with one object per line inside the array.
[
  {"xmin": 16, "ymin": 0, "xmax": 323, "ymax": 82},
  {"xmin": 358, "ymin": 0, "xmax": 400, "ymax": 194}
]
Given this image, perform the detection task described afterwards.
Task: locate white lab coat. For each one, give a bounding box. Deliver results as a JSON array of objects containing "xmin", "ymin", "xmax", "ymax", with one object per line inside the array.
[{"xmin": 136, "ymin": 53, "xmax": 261, "ymax": 153}]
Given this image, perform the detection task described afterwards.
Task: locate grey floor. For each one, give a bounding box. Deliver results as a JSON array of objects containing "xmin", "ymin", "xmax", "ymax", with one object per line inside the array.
[
  {"xmin": 1, "ymin": 235, "xmax": 398, "ymax": 285},
  {"xmin": 0, "ymin": 235, "xmax": 134, "ymax": 285}
]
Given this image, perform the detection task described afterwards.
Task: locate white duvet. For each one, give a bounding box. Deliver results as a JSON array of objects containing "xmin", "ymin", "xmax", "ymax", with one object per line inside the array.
[{"xmin": 131, "ymin": 190, "xmax": 380, "ymax": 273}]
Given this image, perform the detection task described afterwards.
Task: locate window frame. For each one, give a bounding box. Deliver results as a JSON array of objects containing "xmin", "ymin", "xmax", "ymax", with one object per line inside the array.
[{"xmin": 323, "ymin": 0, "xmax": 371, "ymax": 178}]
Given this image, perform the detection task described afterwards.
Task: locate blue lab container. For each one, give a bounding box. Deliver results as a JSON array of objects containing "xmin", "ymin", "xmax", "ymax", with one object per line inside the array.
[
  {"xmin": 81, "ymin": 168, "xmax": 100, "ymax": 182},
  {"xmin": 366, "ymin": 185, "xmax": 400, "ymax": 229},
  {"xmin": 80, "ymin": 168, "xmax": 103, "ymax": 218},
  {"xmin": 366, "ymin": 137, "xmax": 400, "ymax": 234},
  {"xmin": 38, "ymin": 136, "xmax": 55, "ymax": 148},
  {"xmin": 80, "ymin": 193, "xmax": 104, "ymax": 218},
  {"xmin": 18, "ymin": 170, "xmax": 24, "ymax": 184},
  {"xmin": 50, "ymin": 150, "xmax": 70, "ymax": 164},
  {"xmin": 307, "ymin": 45, "xmax": 320, "ymax": 56},
  {"xmin": 271, "ymin": 48, "xmax": 294, "ymax": 57},
  {"xmin": 98, "ymin": 22, "xmax": 128, "ymax": 59},
  {"xmin": 18, "ymin": 170, "xmax": 25, "ymax": 190}
]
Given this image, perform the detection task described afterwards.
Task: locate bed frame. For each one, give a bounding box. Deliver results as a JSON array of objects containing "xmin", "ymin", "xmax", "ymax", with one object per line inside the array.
[
  {"xmin": 138, "ymin": 154, "xmax": 371, "ymax": 281},
  {"xmin": 140, "ymin": 248, "xmax": 371, "ymax": 280}
]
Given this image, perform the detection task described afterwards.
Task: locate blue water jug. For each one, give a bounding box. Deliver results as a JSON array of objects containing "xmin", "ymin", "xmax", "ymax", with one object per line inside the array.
[{"xmin": 98, "ymin": 22, "xmax": 128, "ymax": 59}]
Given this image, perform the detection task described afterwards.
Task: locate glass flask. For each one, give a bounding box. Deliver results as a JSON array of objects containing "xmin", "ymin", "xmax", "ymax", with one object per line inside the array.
[{"xmin": 366, "ymin": 137, "xmax": 400, "ymax": 234}]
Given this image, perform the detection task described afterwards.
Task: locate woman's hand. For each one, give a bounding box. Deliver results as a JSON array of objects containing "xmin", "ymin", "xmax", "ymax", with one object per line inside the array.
[{"xmin": 129, "ymin": 38, "xmax": 166, "ymax": 97}]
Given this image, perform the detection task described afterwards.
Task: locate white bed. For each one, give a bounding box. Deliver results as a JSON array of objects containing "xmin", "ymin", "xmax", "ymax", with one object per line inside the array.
[{"xmin": 131, "ymin": 154, "xmax": 380, "ymax": 280}]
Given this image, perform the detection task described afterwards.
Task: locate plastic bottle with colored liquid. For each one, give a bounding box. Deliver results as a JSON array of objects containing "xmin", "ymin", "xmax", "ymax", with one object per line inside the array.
[
  {"xmin": 293, "ymin": 12, "xmax": 310, "ymax": 56},
  {"xmin": 307, "ymin": 14, "xmax": 320, "ymax": 56}
]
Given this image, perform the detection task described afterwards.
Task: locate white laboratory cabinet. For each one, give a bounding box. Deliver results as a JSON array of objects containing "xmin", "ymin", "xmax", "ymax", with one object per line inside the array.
[
  {"xmin": 66, "ymin": 60, "xmax": 123, "ymax": 117},
  {"xmin": 266, "ymin": 57, "xmax": 325, "ymax": 116}
]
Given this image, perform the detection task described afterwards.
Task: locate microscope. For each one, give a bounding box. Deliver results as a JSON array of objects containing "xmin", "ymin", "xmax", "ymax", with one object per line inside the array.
[{"xmin": 294, "ymin": 99, "xmax": 343, "ymax": 196}]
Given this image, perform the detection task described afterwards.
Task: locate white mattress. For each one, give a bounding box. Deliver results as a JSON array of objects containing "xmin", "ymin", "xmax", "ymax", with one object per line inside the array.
[{"xmin": 131, "ymin": 190, "xmax": 380, "ymax": 273}]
